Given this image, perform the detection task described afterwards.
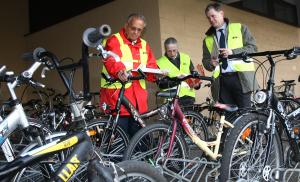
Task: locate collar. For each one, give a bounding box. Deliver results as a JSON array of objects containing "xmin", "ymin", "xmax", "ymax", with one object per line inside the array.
[
  {"xmin": 216, "ymin": 23, "xmax": 227, "ymax": 32},
  {"xmin": 205, "ymin": 18, "xmax": 229, "ymax": 36},
  {"xmin": 119, "ymin": 28, "xmax": 142, "ymax": 47},
  {"xmin": 165, "ymin": 52, "xmax": 179, "ymax": 61}
]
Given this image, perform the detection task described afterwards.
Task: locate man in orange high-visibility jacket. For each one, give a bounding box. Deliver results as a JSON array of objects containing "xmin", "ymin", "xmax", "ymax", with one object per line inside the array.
[{"xmin": 100, "ymin": 13, "xmax": 158, "ymax": 138}]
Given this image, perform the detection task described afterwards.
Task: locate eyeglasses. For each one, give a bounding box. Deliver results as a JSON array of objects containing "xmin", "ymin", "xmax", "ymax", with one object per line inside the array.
[{"xmin": 128, "ymin": 25, "xmax": 143, "ymax": 33}]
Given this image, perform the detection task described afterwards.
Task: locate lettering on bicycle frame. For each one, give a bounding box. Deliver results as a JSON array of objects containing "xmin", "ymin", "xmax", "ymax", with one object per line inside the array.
[
  {"xmin": 128, "ymin": 102, "xmax": 145, "ymax": 127},
  {"xmin": 182, "ymin": 117, "xmax": 196, "ymax": 138},
  {"xmin": 0, "ymin": 121, "xmax": 9, "ymax": 145},
  {"xmin": 58, "ymin": 154, "xmax": 80, "ymax": 182}
]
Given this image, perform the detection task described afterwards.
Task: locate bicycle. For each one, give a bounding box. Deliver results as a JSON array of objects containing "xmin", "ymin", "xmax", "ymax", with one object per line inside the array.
[
  {"xmin": 122, "ymin": 73, "xmax": 238, "ymax": 180},
  {"xmin": 219, "ymin": 47, "xmax": 300, "ymax": 181},
  {"xmin": 83, "ymin": 26, "xmax": 210, "ymax": 162}
]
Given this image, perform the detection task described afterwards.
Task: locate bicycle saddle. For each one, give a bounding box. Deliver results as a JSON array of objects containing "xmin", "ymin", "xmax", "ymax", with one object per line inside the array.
[
  {"xmin": 85, "ymin": 105, "xmax": 97, "ymax": 110},
  {"xmin": 156, "ymin": 89, "xmax": 177, "ymax": 98},
  {"xmin": 281, "ymin": 80, "xmax": 295, "ymax": 84},
  {"xmin": 214, "ymin": 102, "xmax": 238, "ymax": 112}
]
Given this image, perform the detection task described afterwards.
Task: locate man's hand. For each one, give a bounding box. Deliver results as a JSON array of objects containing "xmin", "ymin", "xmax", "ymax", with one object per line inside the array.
[
  {"xmin": 117, "ymin": 70, "xmax": 129, "ymax": 82},
  {"xmin": 219, "ymin": 48, "xmax": 233, "ymax": 58}
]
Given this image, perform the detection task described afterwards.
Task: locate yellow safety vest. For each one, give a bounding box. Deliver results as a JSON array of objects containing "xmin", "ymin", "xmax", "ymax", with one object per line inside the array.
[
  {"xmin": 157, "ymin": 53, "xmax": 195, "ymax": 98},
  {"xmin": 204, "ymin": 23, "xmax": 255, "ymax": 78},
  {"xmin": 100, "ymin": 33, "xmax": 148, "ymax": 89}
]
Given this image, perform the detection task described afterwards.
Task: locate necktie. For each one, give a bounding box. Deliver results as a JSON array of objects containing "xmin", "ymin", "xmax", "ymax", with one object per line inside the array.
[{"xmin": 219, "ymin": 29, "xmax": 228, "ymax": 69}]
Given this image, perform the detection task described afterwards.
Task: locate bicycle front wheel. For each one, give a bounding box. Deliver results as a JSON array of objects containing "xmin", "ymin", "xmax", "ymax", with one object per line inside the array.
[
  {"xmin": 117, "ymin": 160, "xmax": 167, "ymax": 182},
  {"xmin": 87, "ymin": 119, "xmax": 129, "ymax": 162},
  {"xmin": 123, "ymin": 123, "xmax": 188, "ymax": 172},
  {"xmin": 220, "ymin": 113, "xmax": 283, "ymax": 181}
]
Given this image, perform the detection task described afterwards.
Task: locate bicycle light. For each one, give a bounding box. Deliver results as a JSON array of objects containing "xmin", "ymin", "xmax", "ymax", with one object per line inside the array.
[{"xmin": 254, "ymin": 90, "xmax": 267, "ymax": 104}]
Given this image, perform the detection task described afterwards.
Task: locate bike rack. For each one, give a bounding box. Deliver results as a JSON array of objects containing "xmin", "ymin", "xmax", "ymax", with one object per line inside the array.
[
  {"xmin": 270, "ymin": 163, "xmax": 300, "ymax": 182},
  {"xmin": 161, "ymin": 157, "xmax": 220, "ymax": 182}
]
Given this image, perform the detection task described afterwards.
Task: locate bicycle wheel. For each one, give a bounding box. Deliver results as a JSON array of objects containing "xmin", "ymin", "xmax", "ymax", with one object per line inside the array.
[
  {"xmin": 220, "ymin": 113, "xmax": 283, "ymax": 181},
  {"xmin": 279, "ymin": 97, "xmax": 300, "ymax": 120},
  {"xmin": 123, "ymin": 123, "xmax": 188, "ymax": 172},
  {"xmin": 116, "ymin": 160, "xmax": 167, "ymax": 182},
  {"xmin": 12, "ymin": 132, "xmax": 69, "ymax": 182},
  {"xmin": 0, "ymin": 118, "xmax": 52, "ymax": 162},
  {"xmin": 182, "ymin": 110, "xmax": 208, "ymax": 157},
  {"xmin": 87, "ymin": 119, "xmax": 129, "ymax": 162}
]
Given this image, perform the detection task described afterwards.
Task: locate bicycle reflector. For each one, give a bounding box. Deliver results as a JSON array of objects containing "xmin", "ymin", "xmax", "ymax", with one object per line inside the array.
[
  {"xmin": 88, "ymin": 129, "xmax": 97, "ymax": 136},
  {"xmin": 242, "ymin": 128, "xmax": 251, "ymax": 141}
]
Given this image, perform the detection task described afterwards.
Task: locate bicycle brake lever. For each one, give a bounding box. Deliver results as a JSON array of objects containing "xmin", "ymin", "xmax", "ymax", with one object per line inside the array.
[{"xmin": 41, "ymin": 67, "xmax": 50, "ymax": 78}]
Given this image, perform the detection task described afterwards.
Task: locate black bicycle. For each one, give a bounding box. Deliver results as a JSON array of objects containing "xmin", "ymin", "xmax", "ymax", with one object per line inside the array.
[{"xmin": 219, "ymin": 47, "xmax": 300, "ymax": 181}]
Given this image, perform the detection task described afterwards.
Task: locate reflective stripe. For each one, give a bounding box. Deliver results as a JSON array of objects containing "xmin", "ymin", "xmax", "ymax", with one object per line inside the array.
[
  {"xmin": 100, "ymin": 33, "xmax": 148, "ymax": 89},
  {"xmin": 205, "ymin": 36, "xmax": 214, "ymax": 54},
  {"xmin": 205, "ymin": 23, "xmax": 255, "ymax": 78},
  {"xmin": 157, "ymin": 53, "xmax": 195, "ymax": 98}
]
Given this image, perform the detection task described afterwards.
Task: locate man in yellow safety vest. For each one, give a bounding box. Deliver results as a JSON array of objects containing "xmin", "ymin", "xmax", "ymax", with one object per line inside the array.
[
  {"xmin": 202, "ymin": 2, "xmax": 259, "ymax": 109},
  {"xmin": 157, "ymin": 37, "xmax": 200, "ymax": 106}
]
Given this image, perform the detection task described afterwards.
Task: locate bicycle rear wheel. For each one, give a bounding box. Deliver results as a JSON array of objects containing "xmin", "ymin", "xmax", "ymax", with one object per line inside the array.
[
  {"xmin": 220, "ymin": 113, "xmax": 283, "ymax": 181},
  {"xmin": 123, "ymin": 123, "xmax": 188, "ymax": 173}
]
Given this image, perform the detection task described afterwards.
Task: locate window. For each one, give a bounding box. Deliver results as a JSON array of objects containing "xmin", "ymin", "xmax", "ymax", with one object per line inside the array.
[
  {"xmin": 219, "ymin": 0, "xmax": 300, "ymax": 27},
  {"xmin": 29, "ymin": 0, "xmax": 113, "ymax": 34}
]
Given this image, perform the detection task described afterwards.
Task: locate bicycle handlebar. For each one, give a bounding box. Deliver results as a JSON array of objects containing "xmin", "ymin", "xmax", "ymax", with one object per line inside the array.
[
  {"xmin": 226, "ymin": 47, "xmax": 300, "ymax": 60},
  {"xmin": 164, "ymin": 72, "xmax": 214, "ymax": 83},
  {"xmin": 101, "ymin": 68, "xmax": 146, "ymax": 84}
]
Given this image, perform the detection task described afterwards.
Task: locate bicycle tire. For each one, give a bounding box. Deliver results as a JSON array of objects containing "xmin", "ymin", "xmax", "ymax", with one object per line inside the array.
[
  {"xmin": 87, "ymin": 119, "xmax": 129, "ymax": 162},
  {"xmin": 220, "ymin": 113, "xmax": 283, "ymax": 181},
  {"xmin": 123, "ymin": 123, "xmax": 188, "ymax": 172},
  {"xmin": 12, "ymin": 132, "xmax": 69, "ymax": 182},
  {"xmin": 0, "ymin": 118, "xmax": 52, "ymax": 162},
  {"xmin": 116, "ymin": 160, "xmax": 167, "ymax": 182}
]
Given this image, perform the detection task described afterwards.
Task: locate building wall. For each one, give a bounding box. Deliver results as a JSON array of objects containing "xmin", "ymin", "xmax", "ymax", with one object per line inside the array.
[
  {"xmin": 158, "ymin": 0, "xmax": 300, "ymax": 103},
  {"xmin": 24, "ymin": 0, "xmax": 161, "ymax": 107},
  {"xmin": 0, "ymin": 0, "xmax": 299, "ymax": 107},
  {"xmin": 0, "ymin": 0, "xmax": 29, "ymax": 100}
]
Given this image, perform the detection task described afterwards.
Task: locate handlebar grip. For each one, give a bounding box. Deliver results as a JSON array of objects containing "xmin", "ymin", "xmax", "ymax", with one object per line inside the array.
[
  {"xmin": 293, "ymin": 47, "xmax": 300, "ymax": 55},
  {"xmin": 101, "ymin": 72, "xmax": 114, "ymax": 82},
  {"xmin": 197, "ymin": 76, "xmax": 214, "ymax": 82},
  {"xmin": 227, "ymin": 52, "xmax": 248, "ymax": 59},
  {"xmin": 83, "ymin": 25, "xmax": 111, "ymax": 48},
  {"xmin": 137, "ymin": 68, "xmax": 147, "ymax": 79},
  {"xmin": 33, "ymin": 47, "xmax": 47, "ymax": 60}
]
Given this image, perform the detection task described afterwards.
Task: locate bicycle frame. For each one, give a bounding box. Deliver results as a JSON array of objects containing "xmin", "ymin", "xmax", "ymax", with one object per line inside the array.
[
  {"xmin": 0, "ymin": 62, "xmax": 44, "ymax": 162},
  {"xmin": 158, "ymin": 80, "xmax": 234, "ymax": 160},
  {"xmin": 0, "ymin": 131, "xmax": 92, "ymax": 181}
]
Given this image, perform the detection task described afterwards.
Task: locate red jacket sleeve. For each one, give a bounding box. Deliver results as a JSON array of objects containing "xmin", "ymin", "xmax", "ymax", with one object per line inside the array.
[
  {"xmin": 145, "ymin": 43, "xmax": 158, "ymax": 82},
  {"xmin": 103, "ymin": 35, "xmax": 126, "ymax": 78}
]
